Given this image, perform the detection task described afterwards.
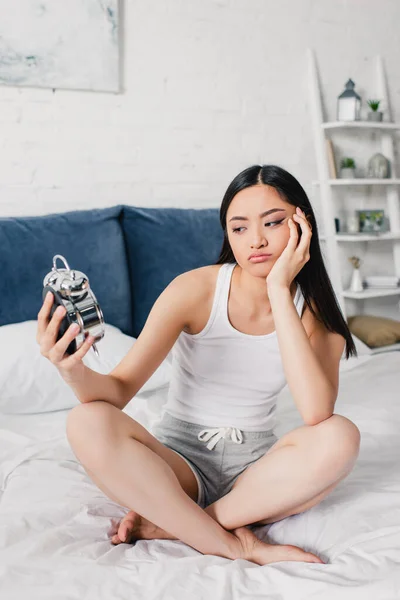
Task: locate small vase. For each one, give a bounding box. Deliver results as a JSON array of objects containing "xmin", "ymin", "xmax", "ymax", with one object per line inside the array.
[
  {"xmin": 346, "ymin": 214, "xmax": 359, "ymax": 234},
  {"xmin": 350, "ymin": 268, "xmax": 364, "ymax": 292},
  {"xmin": 367, "ymin": 152, "xmax": 390, "ymax": 178},
  {"xmin": 340, "ymin": 168, "xmax": 355, "ymax": 179},
  {"xmin": 367, "ymin": 111, "xmax": 383, "ymax": 122}
]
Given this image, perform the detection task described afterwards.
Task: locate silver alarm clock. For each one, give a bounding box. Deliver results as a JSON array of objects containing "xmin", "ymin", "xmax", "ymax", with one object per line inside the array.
[{"xmin": 42, "ymin": 254, "xmax": 105, "ymax": 356}]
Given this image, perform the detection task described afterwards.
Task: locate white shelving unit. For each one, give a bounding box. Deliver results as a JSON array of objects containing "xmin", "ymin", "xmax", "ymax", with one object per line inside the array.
[{"xmin": 307, "ymin": 49, "xmax": 400, "ymax": 353}]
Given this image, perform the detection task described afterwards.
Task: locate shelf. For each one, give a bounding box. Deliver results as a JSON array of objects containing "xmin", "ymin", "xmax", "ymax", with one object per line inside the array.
[
  {"xmin": 342, "ymin": 288, "xmax": 400, "ymax": 299},
  {"xmin": 308, "ymin": 50, "xmax": 400, "ymax": 321},
  {"xmin": 312, "ymin": 179, "xmax": 400, "ymax": 186},
  {"xmin": 319, "ymin": 233, "xmax": 400, "ymax": 242},
  {"xmin": 322, "ymin": 121, "xmax": 400, "ymax": 131},
  {"xmin": 335, "ymin": 232, "xmax": 400, "ymax": 242}
]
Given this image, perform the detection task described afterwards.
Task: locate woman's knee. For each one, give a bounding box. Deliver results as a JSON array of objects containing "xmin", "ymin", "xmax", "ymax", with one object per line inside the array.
[
  {"xmin": 318, "ymin": 414, "xmax": 361, "ymax": 470},
  {"xmin": 325, "ymin": 415, "xmax": 360, "ymax": 450},
  {"xmin": 66, "ymin": 400, "xmax": 122, "ymax": 464},
  {"xmin": 67, "ymin": 400, "xmax": 113, "ymax": 438}
]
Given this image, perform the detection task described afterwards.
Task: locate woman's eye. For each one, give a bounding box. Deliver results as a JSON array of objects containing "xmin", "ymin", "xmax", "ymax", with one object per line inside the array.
[
  {"xmin": 232, "ymin": 219, "xmax": 285, "ymax": 234},
  {"xmin": 265, "ymin": 219, "xmax": 285, "ymax": 227}
]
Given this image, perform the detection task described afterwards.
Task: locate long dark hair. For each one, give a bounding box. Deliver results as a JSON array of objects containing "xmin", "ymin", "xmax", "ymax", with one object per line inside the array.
[{"xmin": 216, "ymin": 164, "xmax": 357, "ymax": 359}]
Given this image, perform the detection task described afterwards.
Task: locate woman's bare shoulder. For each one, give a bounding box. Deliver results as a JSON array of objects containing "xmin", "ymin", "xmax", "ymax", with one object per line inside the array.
[
  {"xmin": 176, "ymin": 265, "xmax": 223, "ymax": 333},
  {"xmin": 177, "ymin": 264, "xmax": 222, "ymax": 299},
  {"xmin": 178, "ymin": 264, "xmax": 221, "ymax": 283}
]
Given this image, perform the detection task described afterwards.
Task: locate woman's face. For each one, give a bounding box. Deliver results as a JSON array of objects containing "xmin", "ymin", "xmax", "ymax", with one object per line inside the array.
[{"xmin": 226, "ymin": 184, "xmax": 297, "ymax": 276}]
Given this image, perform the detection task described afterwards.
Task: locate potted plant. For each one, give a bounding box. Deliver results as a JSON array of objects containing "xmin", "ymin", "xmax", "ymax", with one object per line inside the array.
[
  {"xmin": 367, "ymin": 99, "xmax": 383, "ymax": 122},
  {"xmin": 340, "ymin": 157, "xmax": 356, "ymax": 179}
]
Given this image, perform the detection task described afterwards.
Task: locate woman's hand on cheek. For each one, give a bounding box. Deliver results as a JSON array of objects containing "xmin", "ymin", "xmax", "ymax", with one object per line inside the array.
[{"xmin": 266, "ymin": 208, "xmax": 312, "ymax": 291}]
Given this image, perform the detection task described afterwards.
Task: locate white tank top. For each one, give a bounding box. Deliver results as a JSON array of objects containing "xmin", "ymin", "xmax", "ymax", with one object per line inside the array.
[{"xmin": 163, "ymin": 262, "xmax": 305, "ymax": 433}]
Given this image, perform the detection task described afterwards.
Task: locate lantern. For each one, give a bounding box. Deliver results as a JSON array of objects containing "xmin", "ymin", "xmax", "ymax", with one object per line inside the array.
[{"xmin": 337, "ymin": 79, "xmax": 361, "ymax": 122}]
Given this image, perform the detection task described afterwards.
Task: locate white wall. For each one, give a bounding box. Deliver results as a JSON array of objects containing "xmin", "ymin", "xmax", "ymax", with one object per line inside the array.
[
  {"xmin": 0, "ymin": 0, "xmax": 399, "ymax": 216},
  {"xmin": 1, "ymin": 0, "xmax": 400, "ymax": 316}
]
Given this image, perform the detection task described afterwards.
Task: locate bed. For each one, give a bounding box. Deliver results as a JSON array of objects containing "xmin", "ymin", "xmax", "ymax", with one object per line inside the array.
[{"xmin": 1, "ymin": 206, "xmax": 399, "ymax": 599}]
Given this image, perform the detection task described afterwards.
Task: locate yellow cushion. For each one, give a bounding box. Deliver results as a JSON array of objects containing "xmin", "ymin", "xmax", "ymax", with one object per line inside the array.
[{"xmin": 347, "ymin": 315, "xmax": 400, "ymax": 348}]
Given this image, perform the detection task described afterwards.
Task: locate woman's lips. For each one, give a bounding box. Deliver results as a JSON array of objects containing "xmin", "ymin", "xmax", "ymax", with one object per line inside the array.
[{"xmin": 249, "ymin": 254, "xmax": 273, "ymax": 263}]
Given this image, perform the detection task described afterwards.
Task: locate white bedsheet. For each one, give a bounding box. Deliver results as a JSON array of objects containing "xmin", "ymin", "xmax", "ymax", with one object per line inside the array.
[{"xmin": 1, "ymin": 354, "xmax": 400, "ymax": 599}]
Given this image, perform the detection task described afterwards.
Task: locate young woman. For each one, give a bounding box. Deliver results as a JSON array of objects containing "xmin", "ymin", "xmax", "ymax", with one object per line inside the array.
[{"xmin": 37, "ymin": 164, "xmax": 361, "ymax": 567}]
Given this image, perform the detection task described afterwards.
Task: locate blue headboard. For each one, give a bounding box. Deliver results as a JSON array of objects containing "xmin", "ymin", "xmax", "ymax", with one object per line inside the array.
[{"xmin": 0, "ymin": 204, "xmax": 224, "ymax": 338}]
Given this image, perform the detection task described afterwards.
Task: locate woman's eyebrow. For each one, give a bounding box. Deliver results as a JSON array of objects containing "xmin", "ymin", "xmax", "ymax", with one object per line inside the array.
[{"xmin": 229, "ymin": 208, "xmax": 286, "ymax": 222}]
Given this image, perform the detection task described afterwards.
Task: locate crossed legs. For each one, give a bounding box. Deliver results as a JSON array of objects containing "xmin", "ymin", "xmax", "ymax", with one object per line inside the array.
[
  {"xmin": 67, "ymin": 402, "xmax": 360, "ymax": 559},
  {"xmin": 204, "ymin": 414, "xmax": 361, "ymax": 529}
]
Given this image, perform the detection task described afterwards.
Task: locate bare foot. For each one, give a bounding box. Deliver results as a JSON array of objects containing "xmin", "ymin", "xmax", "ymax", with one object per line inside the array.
[
  {"xmin": 111, "ymin": 513, "xmax": 326, "ymax": 565},
  {"xmin": 111, "ymin": 510, "xmax": 176, "ymax": 545},
  {"xmin": 232, "ymin": 526, "xmax": 325, "ymax": 566}
]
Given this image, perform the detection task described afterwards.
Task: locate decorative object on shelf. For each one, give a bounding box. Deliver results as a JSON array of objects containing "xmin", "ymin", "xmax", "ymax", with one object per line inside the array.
[
  {"xmin": 334, "ymin": 218, "xmax": 340, "ymax": 233},
  {"xmin": 340, "ymin": 157, "xmax": 356, "ymax": 178},
  {"xmin": 326, "ymin": 139, "xmax": 337, "ymax": 178},
  {"xmin": 364, "ymin": 275, "xmax": 400, "ymax": 289},
  {"xmin": 357, "ymin": 209, "xmax": 385, "ymax": 233},
  {"xmin": 367, "ymin": 152, "xmax": 390, "ymax": 178},
  {"xmin": 367, "ymin": 99, "xmax": 383, "ymax": 122},
  {"xmin": 348, "ymin": 256, "xmax": 364, "ymax": 292},
  {"xmin": 347, "ymin": 314, "xmax": 400, "ymax": 348},
  {"xmin": 346, "ymin": 212, "xmax": 360, "ymax": 233},
  {"xmin": 337, "ymin": 79, "xmax": 361, "ymax": 121}
]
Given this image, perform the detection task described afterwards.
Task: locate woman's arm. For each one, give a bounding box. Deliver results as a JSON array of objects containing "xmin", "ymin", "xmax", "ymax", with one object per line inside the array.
[
  {"xmin": 108, "ymin": 270, "xmax": 203, "ymax": 409},
  {"xmin": 61, "ymin": 367, "xmax": 127, "ymax": 408},
  {"xmin": 265, "ymin": 210, "xmax": 345, "ymax": 426},
  {"xmin": 269, "ymin": 285, "xmax": 345, "ymax": 426},
  {"xmin": 66, "ymin": 270, "xmax": 202, "ymax": 409}
]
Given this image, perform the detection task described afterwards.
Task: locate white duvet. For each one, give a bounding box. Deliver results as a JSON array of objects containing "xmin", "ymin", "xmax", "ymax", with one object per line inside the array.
[{"xmin": 1, "ymin": 350, "xmax": 400, "ymax": 600}]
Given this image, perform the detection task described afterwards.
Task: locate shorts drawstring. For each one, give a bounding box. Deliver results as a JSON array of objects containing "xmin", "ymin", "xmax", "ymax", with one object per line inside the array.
[{"xmin": 197, "ymin": 427, "xmax": 244, "ymax": 451}]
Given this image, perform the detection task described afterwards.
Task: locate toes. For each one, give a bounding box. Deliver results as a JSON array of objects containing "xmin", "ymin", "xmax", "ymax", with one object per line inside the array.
[
  {"xmin": 119, "ymin": 519, "xmax": 135, "ymax": 542},
  {"xmin": 112, "ymin": 511, "xmax": 143, "ymax": 546},
  {"xmin": 284, "ymin": 546, "xmax": 325, "ymax": 564},
  {"xmin": 119, "ymin": 525, "xmax": 127, "ymax": 542},
  {"xmin": 111, "ymin": 534, "xmax": 122, "ymax": 545},
  {"xmin": 308, "ymin": 554, "xmax": 325, "ymax": 564}
]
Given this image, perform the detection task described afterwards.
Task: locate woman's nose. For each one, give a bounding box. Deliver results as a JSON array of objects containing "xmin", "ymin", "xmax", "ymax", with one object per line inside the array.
[{"xmin": 251, "ymin": 229, "xmax": 267, "ymax": 248}]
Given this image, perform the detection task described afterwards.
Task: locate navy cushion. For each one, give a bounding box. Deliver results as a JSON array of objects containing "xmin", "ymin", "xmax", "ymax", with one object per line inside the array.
[
  {"xmin": 121, "ymin": 206, "xmax": 223, "ymax": 338},
  {"xmin": 0, "ymin": 205, "xmax": 133, "ymax": 335}
]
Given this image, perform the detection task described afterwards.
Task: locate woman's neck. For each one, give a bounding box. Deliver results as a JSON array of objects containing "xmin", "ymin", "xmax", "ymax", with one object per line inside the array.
[{"xmin": 232, "ymin": 264, "xmax": 296, "ymax": 316}]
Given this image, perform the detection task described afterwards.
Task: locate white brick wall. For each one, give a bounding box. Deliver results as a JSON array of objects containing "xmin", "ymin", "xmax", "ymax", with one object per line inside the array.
[
  {"xmin": 0, "ymin": 0, "xmax": 399, "ymax": 316},
  {"xmin": 0, "ymin": 0, "xmax": 398, "ymax": 217}
]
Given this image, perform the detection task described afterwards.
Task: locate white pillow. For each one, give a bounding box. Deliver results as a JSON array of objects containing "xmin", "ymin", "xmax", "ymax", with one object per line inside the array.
[{"xmin": 0, "ymin": 321, "xmax": 171, "ymax": 415}]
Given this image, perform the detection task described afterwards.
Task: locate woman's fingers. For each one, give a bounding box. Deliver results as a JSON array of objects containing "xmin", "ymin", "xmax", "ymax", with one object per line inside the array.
[
  {"xmin": 293, "ymin": 209, "xmax": 312, "ymax": 258},
  {"xmin": 49, "ymin": 322, "xmax": 82, "ymax": 364},
  {"xmin": 36, "ymin": 291, "xmax": 54, "ymax": 341},
  {"xmin": 41, "ymin": 304, "xmax": 68, "ymax": 353},
  {"xmin": 286, "ymin": 217, "xmax": 299, "ymax": 251},
  {"xmin": 62, "ymin": 333, "xmax": 95, "ymax": 369},
  {"xmin": 37, "ymin": 291, "xmax": 95, "ymax": 373}
]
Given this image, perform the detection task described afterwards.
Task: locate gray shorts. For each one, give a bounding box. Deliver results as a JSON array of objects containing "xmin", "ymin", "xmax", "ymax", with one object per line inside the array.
[{"xmin": 152, "ymin": 411, "xmax": 278, "ymax": 508}]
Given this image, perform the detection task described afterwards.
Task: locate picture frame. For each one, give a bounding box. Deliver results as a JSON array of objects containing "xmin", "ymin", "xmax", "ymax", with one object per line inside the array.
[
  {"xmin": 356, "ymin": 209, "xmax": 386, "ymax": 233},
  {"xmin": 0, "ymin": 0, "xmax": 119, "ymax": 93}
]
